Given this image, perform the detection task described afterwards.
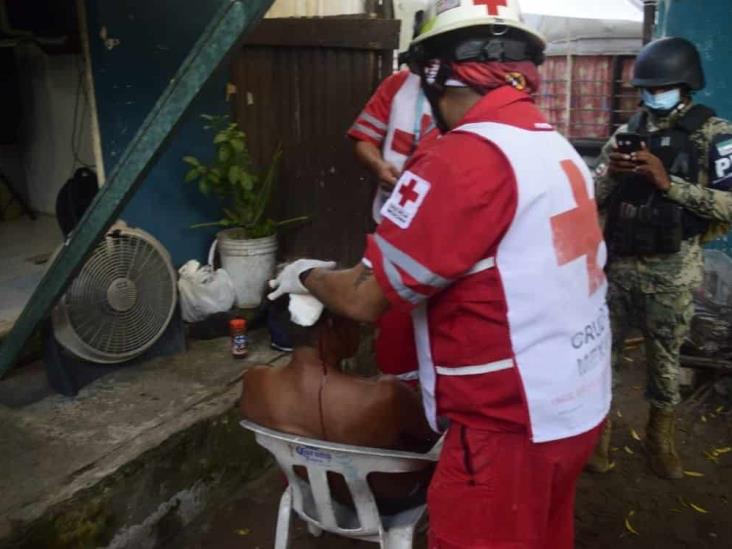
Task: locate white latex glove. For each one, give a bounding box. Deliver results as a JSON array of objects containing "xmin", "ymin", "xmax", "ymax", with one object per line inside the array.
[{"xmin": 267, "ymin": 259, "xmax": 337, "ymax": 301}]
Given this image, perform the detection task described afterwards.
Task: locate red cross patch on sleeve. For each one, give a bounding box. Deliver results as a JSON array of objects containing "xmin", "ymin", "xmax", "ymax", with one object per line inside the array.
[{"xmin": 381, "ymin": 171, "xmax": 431, "ymax": 229}]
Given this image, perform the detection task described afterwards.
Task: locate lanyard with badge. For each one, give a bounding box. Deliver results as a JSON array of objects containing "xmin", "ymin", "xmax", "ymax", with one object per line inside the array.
[
  {"xmin": 413, "ymin": 90, "xmax": 427, "ymax": 144},
  {"xmin": 413, "ymin": 89, "xmax": 437, "ymax": 149}
]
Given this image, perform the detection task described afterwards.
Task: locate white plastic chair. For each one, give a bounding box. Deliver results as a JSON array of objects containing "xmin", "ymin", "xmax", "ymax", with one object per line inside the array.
[{"xmin": 240, "ymin": 419, "xmax": 441, "ymax": 549}]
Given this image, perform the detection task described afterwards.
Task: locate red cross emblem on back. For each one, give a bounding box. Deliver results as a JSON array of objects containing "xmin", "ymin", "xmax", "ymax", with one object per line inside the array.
[
  {"xmin": 550, "ymin": 160, "xmax": 605, "ymax": 295},
  {"xmin": 473, "ymin": 0, "xmax": 508, "ymax": 16}
]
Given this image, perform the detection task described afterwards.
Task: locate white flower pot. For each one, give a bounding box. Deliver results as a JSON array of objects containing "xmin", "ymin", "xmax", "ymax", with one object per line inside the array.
[{"xmin": 216, "ymin": 229, "xmax": 277, "ymax": 308}]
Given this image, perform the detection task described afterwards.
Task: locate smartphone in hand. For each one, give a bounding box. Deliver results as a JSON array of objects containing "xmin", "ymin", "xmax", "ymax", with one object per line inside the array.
[{"xmin": 615, "ymin": 132, "xmax": 645, "ymax": 154}]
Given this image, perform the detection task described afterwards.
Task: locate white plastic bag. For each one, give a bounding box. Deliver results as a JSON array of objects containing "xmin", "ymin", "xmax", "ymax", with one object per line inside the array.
[{"xmin": 177, "ymin": 259, "xmax": 236, "ymax": 322}]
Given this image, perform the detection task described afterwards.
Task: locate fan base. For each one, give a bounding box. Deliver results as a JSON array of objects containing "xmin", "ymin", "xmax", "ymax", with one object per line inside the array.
[{"xmin": 43, "ymin": 306, "xmax": 186, "ymax": 397}]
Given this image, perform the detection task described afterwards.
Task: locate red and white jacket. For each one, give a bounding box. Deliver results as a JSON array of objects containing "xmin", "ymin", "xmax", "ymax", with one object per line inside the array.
[
  {"xmin": 363, "ymin": 87, "xmax": 611, "ymax": 442},
  {"xmin": 348, "ymin": 70, "xmax": 433, "ymax": 222}
]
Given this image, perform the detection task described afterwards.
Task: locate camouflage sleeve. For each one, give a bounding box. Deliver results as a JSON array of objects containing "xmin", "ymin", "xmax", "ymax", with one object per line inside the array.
[
  {"xmin": 666, "ymin": 117, "xmax": 732, "ymax": 223},
  {"xmin": 594, "ymin": 125, "xmax": 627, "ymax": 210},
  {"xmin": 666, "ymin": 180, "xmax": 732, "ymax": 222}
]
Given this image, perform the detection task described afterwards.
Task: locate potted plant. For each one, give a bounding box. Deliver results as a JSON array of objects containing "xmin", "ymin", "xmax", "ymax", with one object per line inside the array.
[{"xmin": 183, "ymin": 114, "xmax": 305, "ymax": 308}]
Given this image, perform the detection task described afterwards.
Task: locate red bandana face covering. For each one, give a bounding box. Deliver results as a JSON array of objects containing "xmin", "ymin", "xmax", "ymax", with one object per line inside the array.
[{"xmin": 448, "ymin": 60, "xmax": 541, "ymax": 94}]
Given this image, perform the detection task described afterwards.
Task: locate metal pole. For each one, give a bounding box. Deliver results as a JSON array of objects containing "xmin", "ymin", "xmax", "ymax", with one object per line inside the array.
[
  {"xmin": 643, "ymin": 1, "xmax": 658, "ymax": 44},
  {"xmin": 76, "ymin": 0, "xmax": 106, "ymax": 185},
  {"xmin": 0, "ymin": 0, "xmax": 274, "ymax": 377}
]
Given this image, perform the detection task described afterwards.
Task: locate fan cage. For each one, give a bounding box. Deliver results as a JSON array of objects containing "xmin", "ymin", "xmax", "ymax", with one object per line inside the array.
[{"xmin": 53, "ymin": 223, "xmax": 177, "ymax": 363}]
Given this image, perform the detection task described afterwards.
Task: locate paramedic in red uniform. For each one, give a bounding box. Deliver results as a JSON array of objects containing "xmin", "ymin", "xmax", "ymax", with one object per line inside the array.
[
  {"xmin": 348, "ymin": 4, "xmax": 433, "ymax": 384},
  {"xmin": 269, "ymin": 1, "xmax": 611, "ymax": 547}
]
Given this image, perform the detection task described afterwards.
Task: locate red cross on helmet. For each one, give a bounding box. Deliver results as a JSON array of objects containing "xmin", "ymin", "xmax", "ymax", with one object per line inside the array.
[{"xmin": 414, "ymin": 0, "xmax": 545, "ymax": 53}]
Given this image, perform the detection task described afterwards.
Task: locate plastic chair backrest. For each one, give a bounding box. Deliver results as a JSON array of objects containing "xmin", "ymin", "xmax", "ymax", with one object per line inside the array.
[{"xmin": 240, "ymin": 420, "xmax": 438, "ymax": 537}]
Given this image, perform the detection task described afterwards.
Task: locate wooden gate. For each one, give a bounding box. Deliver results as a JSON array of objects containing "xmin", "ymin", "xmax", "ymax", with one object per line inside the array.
[{"xmin": 232, "ymin": 17, "xmax": 400, "ymax": 264}]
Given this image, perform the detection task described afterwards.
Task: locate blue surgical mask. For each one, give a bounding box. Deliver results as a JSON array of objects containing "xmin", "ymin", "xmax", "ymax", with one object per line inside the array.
[{"xmin": 641, "ymin": 88, "xmax": 682, "ymax": 112}]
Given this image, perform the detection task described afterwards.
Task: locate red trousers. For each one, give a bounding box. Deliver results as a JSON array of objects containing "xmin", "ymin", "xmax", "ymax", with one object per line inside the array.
[
  {"xmin": 428, "ymin": 421, "xmax": 603, "ymax": 549},
  {"xmin": 375, "ymin": 308, "xmax": 418, "ymax": 384}
]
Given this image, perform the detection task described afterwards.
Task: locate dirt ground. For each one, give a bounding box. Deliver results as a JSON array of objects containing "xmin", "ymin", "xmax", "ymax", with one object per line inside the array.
[{"xmin": 182, "ymin": 347, "xmax": 732, "ymax": 548}]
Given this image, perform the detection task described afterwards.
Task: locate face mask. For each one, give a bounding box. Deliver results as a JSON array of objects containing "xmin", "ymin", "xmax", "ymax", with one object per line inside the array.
[{"xmin": 641, "ymin": 88, "xmax": 682, "ymax": 112}]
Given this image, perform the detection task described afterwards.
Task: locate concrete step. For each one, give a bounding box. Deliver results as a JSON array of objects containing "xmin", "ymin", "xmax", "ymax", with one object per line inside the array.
[{"xmin": 0, "ymin": 333, "xmax": 285, "ymax": 549}]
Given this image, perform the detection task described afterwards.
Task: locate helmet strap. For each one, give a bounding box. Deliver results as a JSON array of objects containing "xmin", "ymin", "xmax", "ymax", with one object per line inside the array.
[{"xmin": 417, "ymin": 60, "xmax": 453, "ymax": 133}]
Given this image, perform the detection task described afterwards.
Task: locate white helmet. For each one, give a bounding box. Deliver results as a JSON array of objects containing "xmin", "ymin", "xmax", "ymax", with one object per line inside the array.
[{"xmin": 414, "ymin": 0, "xmax": 545, "ymax": 52}]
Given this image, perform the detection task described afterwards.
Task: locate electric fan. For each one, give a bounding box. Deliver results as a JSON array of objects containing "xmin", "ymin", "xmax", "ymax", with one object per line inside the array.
[{"xmin": 51, "ymin": 222, "xmax": 177, "ymax": 364}]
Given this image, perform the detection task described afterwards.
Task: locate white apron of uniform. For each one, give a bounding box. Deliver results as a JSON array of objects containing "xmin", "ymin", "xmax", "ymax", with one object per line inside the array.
[
  {"xmin": 413, "ymin": 121, "xmax": 612, "ymax": 442},
  {"xmin": 372, "ymin": 73, "xmax": 432, "ymax": 223}
]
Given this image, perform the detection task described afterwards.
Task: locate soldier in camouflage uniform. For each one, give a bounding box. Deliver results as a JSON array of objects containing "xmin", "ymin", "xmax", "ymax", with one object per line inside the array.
[{"xmin": 589, "ymin": 37, "xmax": 732, "ymax": 479}]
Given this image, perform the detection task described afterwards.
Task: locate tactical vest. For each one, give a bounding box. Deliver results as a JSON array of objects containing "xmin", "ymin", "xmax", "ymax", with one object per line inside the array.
[{"xmin": 606, "ymin": 104, "xmax": 716, "ymax": 256}]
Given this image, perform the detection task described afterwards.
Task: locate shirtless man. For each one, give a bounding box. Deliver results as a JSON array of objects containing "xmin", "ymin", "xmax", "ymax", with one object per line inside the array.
[
  {"xmin": 240, "ymin": 297, "xmax": 435, "ymax": 453},
  {"xmin": 241, "ymin": 297, "xmax": 436, "ymax": 512}
]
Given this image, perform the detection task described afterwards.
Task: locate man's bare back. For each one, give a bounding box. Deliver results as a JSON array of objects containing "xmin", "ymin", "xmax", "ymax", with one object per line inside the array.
[
  {"xmin": 240, "ymin": 307, "xmax": 437, "ymax": 513},
  {"xmin": 240, "ymin": 314, "xmax": 435, "ymax": 452}
]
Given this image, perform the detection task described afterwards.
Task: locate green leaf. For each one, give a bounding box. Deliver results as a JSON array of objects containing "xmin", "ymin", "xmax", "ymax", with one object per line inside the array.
[
  {"xmin": 182, "ymin": 156, "xmax": 200, "ymax": 167},
  {"xmin": 218, "ymin": 145, "xmax": 231, "ymax": 163},
  {"xmin": 222, "ymin": 208, "xmax": 238, "ymax": 222},
  {"xmin": 230, "ymin": 139, "xmax": 245, "ymax": 152},
  {"xmin": 191, "ymin": 218, "xmax": 229, "ymax": 229},
  {"xmin": 213, "ymin": 132, "xmax": 228, "ymax": 145},
  {"xmin": 275, "ymin": 215, "xmax": 309, "ymax": 229},
  {"xmin": 228, "ymin": 165, "xmax": 240, "ymax": 184},
  {"xmin": 251, "ymin": 146, "xmax": 282, "ymax": 226},
  {"xmin": 248, "ymin": 219, "xmax": 276, "ymax": 238},
  {"xmin": 184, "ymin": 169, "xmax": 199, "ymax": 183},
  {"xmin": 241, "ymin": 173, "xmax": 255, "ymax": 191}
]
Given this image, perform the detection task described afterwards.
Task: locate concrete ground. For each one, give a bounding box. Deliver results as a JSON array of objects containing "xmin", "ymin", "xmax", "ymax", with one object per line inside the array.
[
  {"xmin": 0, "ymin": 215, "xmax": 62, "ymax": 338},
  {"xmin": 0, "ymin": 331, "xmax": 285, "ymax": 548},
  {"xmin": 180, "ymin": 467, "xmax": 424, "ymax": 549}
]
